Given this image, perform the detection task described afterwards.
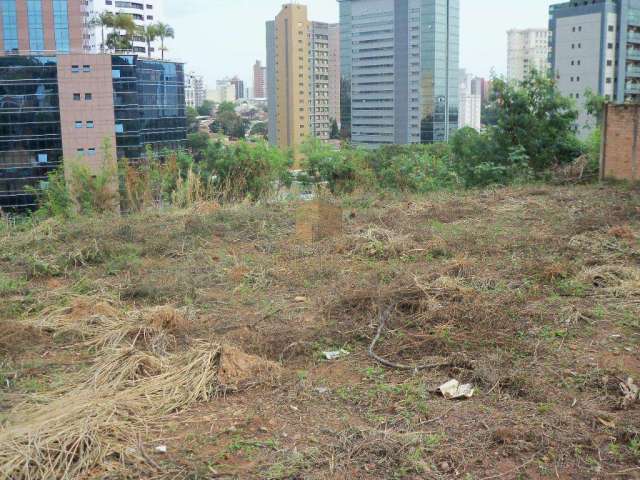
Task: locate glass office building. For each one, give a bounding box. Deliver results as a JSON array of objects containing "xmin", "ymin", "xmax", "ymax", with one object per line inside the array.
[
  {"xmin": 339, "ymin": 0, "xmax": 459, "ymax": 147},
  {"xmin": 0, "ymin": 54, "xmax": 186, "ymax": 210}
]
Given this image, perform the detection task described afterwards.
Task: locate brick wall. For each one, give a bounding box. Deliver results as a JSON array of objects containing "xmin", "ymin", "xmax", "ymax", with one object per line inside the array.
[{"xmin": 601, "ymin": 104, "xmax": 639, "ymax": 182}]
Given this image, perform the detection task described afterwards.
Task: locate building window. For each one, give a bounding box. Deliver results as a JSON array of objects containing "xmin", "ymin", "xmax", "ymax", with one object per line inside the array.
[
  {"xmin": 87, "ymin": 148, "xmax": 96, "ymax": 156},
  {"xmin": 609, "ymin": 25, "xmax": 614, "ymax": 32},
  {"xmin": 112, "ymin": 69, "xmax": 121, "ymax": 79},
  {"xmin": 608, "ymin": 43, "xmax": 613, "ymax": 49},
  {"xmin": 86, "ymin": 121, "xmax": 94, "ymax": 129},
  {"xmin": 85, "ymin": 93, "xmax": 92, "ymax": 100},
  {"xmin": 1, "ymin": 0, "xmax": 19, "ymax": 52},
  {"xmin": 75, "ymin": 121, "xmax": 83, "ymax": 128},
  {"xmin": 115, "ymin": 123, "xmax": 124, "ymax": 133},
  {"xmin": 71, "ymin": 65, "xmax": 80, "ymax": 73},
  {"xmin": 607, "ymin": 60, "xmax": 613, "ymax": 66},
  {"xmin": 77, "ymin": 148, "xmax": 85, "ymax": 154},
  {"xmin": 83, "ymin": 65, "xmax": 91, "ymax": 72},
  {"xmin": 73, "ymin": 93, "xmax": 81, "ymax": 101},
  {"xmin": 37, "ymin": 153, "xmax": 48, "ymax": 164},
  {"xmin": 53, "ymin": 0, "xmax": 70, "ymax": 53},
  {"xmin": 27, "ymin": 0, "xmax": 45, "ymax": 52}
]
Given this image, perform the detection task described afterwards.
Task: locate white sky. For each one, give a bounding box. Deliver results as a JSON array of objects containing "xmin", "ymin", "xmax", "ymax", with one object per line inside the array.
[{"xmin": 165, "ymin": 0, "xmax": 556, "ymax": 87}]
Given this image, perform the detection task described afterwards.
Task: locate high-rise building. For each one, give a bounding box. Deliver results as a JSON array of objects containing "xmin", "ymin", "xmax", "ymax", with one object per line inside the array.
[
  {"xmin": 459, "ymin": 70, "xmax": 481, "ymax": 131},
  {"xmin": 210, "ymin": 81, "xmax": 237, "ymax": 103},
  {"xmin": 470, "ymin": 77, "xmax": 491, "ymax": 106},
  {"xmin": 253, "ymin": 60, "xmax": 266, "ymax": 99},
  {"xmin": 507, "ymin": 29, "xmax": 549, "ymax": 82},
  {"xmin": 328, "ymin": 23, "xmax": 341, "ymax": 128},
  {"xmin": 185, "ymin": 71, "xmax": 206, "ymax": 109},
  {"xmin": 339, "ymin": 0, "xmax": 460, "ymax": 147},
  {"xmin": 0, "ymin": 53, "xmax": 186, "ymax": 209},
  {"xmin": 310, "ymin": 21, "xmax": 331, "ymax": 141},
  {"xmin": 549, "ymin": 0, "xmax": 640, "ymax": 133},
  {"xmin": 0, "ymin": 0, "xmax": 85, "ymax": 55},
  {"xmin": 230, "ymin": 76, "xmax": 245, "ymax": 100},
  {"xmin": 266, "ymin": 20, "xmax": 277, "ymax": 146},
  {"xmin": 85, "ymin": 0, "xmax": 165, "ymax": 57}
]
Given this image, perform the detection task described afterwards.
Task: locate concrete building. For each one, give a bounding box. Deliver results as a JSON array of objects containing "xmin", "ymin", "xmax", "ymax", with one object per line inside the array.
[
  {"xmin": 253, "ymin": 60, "xmax": 266, "ymax": 99},
  {"xmin": 310, "ymin": 21, "xmax": 331, "ymax": 141},
  {"xmin": 339, "ymin": 0, "xmax": 460, "ymax": 147},
  {"xmin": 0, "ymin": 53, "xmax": 186, "ymax": 209},
  {"xmin": 328, "ymin": 23, "xmax": 341, "ymax": 127},
  {"xmin": 507, "ymin": 29, "xmax": 549, "ymax": 81},
  {"xmin": 266, "ymin": 20, "xmax": 277, "ymax": 146},
  {"xmin": 230, "ymin": 76, "xmax": 245, "ymax": 100},
  {"xmin": 85, "ymin": 0, "xmax": 165, "ymax": 57},
  {"xmin": 209, "ymin": 81, "xmax": 236, "ymax": 103},
  {"xmin": 459, "ymin": 70, "xmax": 481, "ymax": 131},
  {"xmin": 471, "ymin": 77, "xmax": 491, "ymax": 106},
  {"xmin": 549, "ymin": 0, "xmax": 640, "ymax": 133},
  {"xmin": 0, "ymin": 0, "xmax": 85, "ymax": 55},
  {"xmin": 184, "ymin": 71, "xmax": 206, "ymax": 109}
]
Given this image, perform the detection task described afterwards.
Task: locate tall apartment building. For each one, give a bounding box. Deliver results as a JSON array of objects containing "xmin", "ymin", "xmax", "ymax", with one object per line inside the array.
[
  {"xmin": 230, "ymin": 76, "xmax": 245, "ymax": 100},
  {"xmin": 328, "ymin": 23, "xmax": 341, "ymax": 127},
  {"xmin": 549, "ymin": 0, "xmax": 640, "ymax": 133},
  {"xmin": 185, "ymin": 71, "xmax": 206, "ymax": 109},
  {"xmin": 339, "ymin": 0, "xmax": 460, "ymax": 147},
  {"xmin": 210, "ymin": 80, "xmax": 236, "ymax": 103},
  {"xmin": 0, "ymin": 54, "xmax": 186, "ymax": 209},
  {"xmin": 507, "ymin": 29, "xmax": 549, "ymax": 81},
  {"xmin": 471, "ymin": 77, "xmax": 491, "ymax": 106},
  {"xmin": 459, "ymin": 70, "xmax": 481, "ymax": 131},
  {"xmin": 266, "ymin": 4, "xmax": 339, "ymax": 148},
  {"xmin": 0, "ymin": 0, "xmax": 85, "ymax": 55},
  {"xmin": 85, "ymin": 0, "xmax": 164, "ymax": 56},
  {"xmin": 253, "ymin": 60, "xmax": 266, "ymax": 99}
]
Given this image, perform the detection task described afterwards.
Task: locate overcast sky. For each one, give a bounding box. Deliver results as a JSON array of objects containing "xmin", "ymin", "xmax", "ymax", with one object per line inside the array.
[{"xmin": 165, "ymin": 0, "xmax": 555, "ymax": 87}]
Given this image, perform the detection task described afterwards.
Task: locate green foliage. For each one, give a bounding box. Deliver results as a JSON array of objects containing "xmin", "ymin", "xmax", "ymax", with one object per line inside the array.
[
  {"xmin": 249, "ymin": 122, "xmax": 268, "ymax": 138},
  {"xmin": 211, "ymin": 141, "xmax": 292, "ymax": 201},
  {"xmin": 186, "ymin": 106, "xmax": 199, "ymax": 132},
  {"xmin": 329, "ymin": 118, "xmax": 340, "ymax": 140},
  {"xmin": 584, "ymin": 127, "xmax": 602, "ymax": 177},
  {"xmin": 217, "ymin": 102, "xmax": 236, "ymax": 115},
  {"xmin": 187, "ymin": 132, "xmax": 210, "ymax": 154},
  {"xmin": 197, "ymin": 100, "xmax": 214, "ymax": 117},
  {"xmin": 584, "ymin": 88, "xmax": 606, "ymax": 125},
  {"xmin": 31, "ymin": 167, "xmax": 73, "ymax": 219},
  {"xmin": 212, "ymin": 108, "xmax": 248, "ymax": 139}
]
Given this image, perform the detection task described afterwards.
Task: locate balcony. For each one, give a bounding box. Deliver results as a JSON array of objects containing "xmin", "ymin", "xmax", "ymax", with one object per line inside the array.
[
  {"xmin": 628, "ymin": 32, "xmax": 640, "ymax": 44},
  {"xmin": 625, "ymin": 83, "xmax": 640, "ymax": 94},
  {"xmin": 627, "ymin": 49, "xmax": 640, "ymax": 60},
  {"xmin": 629, "ymin": 15, "xmax": 640, "ymax": 27},
  {"xmin": 627, "ymin": 67, "xmax": 640, "ymax": 77}
]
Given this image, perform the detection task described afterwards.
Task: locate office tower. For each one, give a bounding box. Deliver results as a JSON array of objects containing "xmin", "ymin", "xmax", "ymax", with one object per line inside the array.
[
  {"xmin": 339, "ymin": 0, "xmax": 460, "ymax": 147},
  {"xmin": 310, "ymin": 21, "xmax": 330, "ymax": 141},
  {"xmin": 507, "ymin": 29, "xmax": 549, "ymax": 81},
  {"xmin": 85, "ymin": 0, "xmax": 164, "ymax": 56},
  {"xmin": 253, "ymin": 60, "xmax": 266, "ymax": 98},
  {"xmin": 0, "ymin": 0, "xmax": 85, "ymax": 55},
  {"xmin": 471, "ymin": 77, "xmax": 491, "ymax": 106},
  {"xmin": 0, "ymin": 53, "xmax": 186, "ymax": 209},
  {"xmin": 211, "ymin": 80, "xmax": 237, "ymax": 103},
  {"xmin": 328, "ymin": 23, "xmax": 341, "ymax": 127},
  {"xmin": 185, "ymin": 71, "xmax": 206, "ymax": 109},
  {"xmin": 458, "ymin": 70, "xmax": 481, "ymax": 131},
  {"xmin": 549, "ymin": 0, "xmax": 640, "ymax": 133},
  {"xmin": 231, "ymin": 76, "xmax": 245, "ymax": 100},
  {"xmin": 266, "ymin": 20, "xmax": 277, "ymax": 145}
]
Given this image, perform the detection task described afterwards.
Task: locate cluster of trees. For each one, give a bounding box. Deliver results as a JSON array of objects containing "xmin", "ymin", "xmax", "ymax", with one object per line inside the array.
[{"xmin": 90, "ymin": 13, "xmax": 174, "ymax": 59}]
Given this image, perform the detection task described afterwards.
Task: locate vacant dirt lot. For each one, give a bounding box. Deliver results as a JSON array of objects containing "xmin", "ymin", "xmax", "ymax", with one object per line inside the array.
[{"xmin": 0, "ymin": 184, "xmax": 639, "ymax": 479}]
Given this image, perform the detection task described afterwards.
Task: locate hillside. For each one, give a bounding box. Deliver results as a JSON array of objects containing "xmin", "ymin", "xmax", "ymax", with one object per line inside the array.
[{"xmin": 0, "ymin": 184, "xmax": 639, "ymax": 479}]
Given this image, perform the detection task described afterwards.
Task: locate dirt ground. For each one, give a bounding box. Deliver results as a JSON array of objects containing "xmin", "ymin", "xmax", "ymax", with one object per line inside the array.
[{"xmin": 1, "ymin": 184, "xmax": 639, "ymax": 479}]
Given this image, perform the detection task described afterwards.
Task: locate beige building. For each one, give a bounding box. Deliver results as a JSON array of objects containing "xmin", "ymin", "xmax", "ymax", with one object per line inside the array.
[
  {"xmin": 266, "ymin": 4, "xmax": 339, "ymax": 149},
  {"xmin": 253, "ymin": 60, "xmax": 267, "ymax": 99},
  {"xmin": 507, "ymin": 28, "xmax": 549, "ymax": 82},
  {"xmin": 328, "ymin": 23, "xmax": 341, "ymax": 129}
]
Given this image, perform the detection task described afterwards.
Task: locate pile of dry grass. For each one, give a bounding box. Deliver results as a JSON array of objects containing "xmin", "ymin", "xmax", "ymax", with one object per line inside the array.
[
  {"xmin": 578, "ymin": 265, "xmax": 640, "ymax": 297},
  {"xmin": 348, "ymin": 226, "xmax": 419, "ymax": 259},
  {"xmin": 1, "ymin": 299, "xmax": 281, "ymax": 479}
]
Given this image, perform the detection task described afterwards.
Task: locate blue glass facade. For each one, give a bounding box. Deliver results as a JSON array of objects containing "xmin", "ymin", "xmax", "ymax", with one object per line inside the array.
[
  {"xmin": 52, "ymin": 0, "xmax": 70, "ymax": 53},
  {"xmin": 0, "ymin": 56, "xmax": 61, "ymax": 208},
  {"xmin": 26, "ymin": 0, "xmax": 45, "ymax": 52},
  {"xmin": 1, "ymin": 0, "xmax": 19, "ymax": 53},
  {"xmin": 112, "ymin": 55, "xmax": 187, "ymax": 161}
]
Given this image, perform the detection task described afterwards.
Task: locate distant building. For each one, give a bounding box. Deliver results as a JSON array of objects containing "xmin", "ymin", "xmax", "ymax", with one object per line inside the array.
[
  {"xmin": 0, "ymin": 54, "xmax": 186, "ymax": 209},
  {"xmin": 459, "ymin": 70, "xmax": 482, "ymax": 131},
  {"xmin": 507, "ymin": 29, "xmax": 549, "ymax": 81},
  {"xmin": 328, "ymin": 23, "xmax": 341, "ymax": 127},
  {"xmin": 253, "ymin": 60, "xmax": 267, "ymax": 99},
  {"xmin": 471, "ymin": 77, "xmax": 491, "ymax": 106},
  {"xmin": 339, "ymin": 0, "xmax": 460, "ymax": 147},
  {"xmin": 549, "ymin": 0, "xmax": 640, "ymax": 133},
  {"xmin": 230, "ymin": 76, "xmax": 245, "ymax": 100},
  {"xmin": 185, "ymin": 72, "xmax": 206, "ymax": 109},
  {"xmin": 209, "ymin": 82, "xmax": 236, "ymax": 103},
  {"xmin": 265, "ymin": 4, "xmax": 339, "ymax": 148}
]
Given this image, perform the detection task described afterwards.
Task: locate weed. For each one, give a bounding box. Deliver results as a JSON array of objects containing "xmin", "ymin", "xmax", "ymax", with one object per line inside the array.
[{"xmin": 0, "ymin": 274, "xmax": 26, "ymax": 295}]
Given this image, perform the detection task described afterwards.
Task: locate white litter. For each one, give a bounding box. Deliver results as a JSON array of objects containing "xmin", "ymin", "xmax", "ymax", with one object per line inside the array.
[
  {"xmin": 155, "ymin": 445, "xmax": 168, "ymax": 454},
  {"xmin": 437, "ymin": 379, "xmax": 475, "ymax": 400},
  {"xmin": 323, "ymin": 349, "xmax": 350, "ymax": 360}
]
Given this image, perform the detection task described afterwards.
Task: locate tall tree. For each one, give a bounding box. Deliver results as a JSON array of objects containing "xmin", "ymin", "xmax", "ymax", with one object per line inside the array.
[
  {"xmin": 153, "ymin": 22, "xmax": 175, "ymax": 60},
  {"xmin": 138, "ymin": 24, "xmax": 159, "ymax": 58},
  {"xmin": 106, "ymin": 14, "xmax": 137, "ymax": 52},
  {"xmin": 89, "ymin": 12, "xmax": 115, "ymax": 53}
]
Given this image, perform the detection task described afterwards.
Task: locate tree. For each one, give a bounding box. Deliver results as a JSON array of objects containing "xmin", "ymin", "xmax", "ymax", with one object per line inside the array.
[
  {"xmin": 197, "ymin": 100, "xmax": 214, "ymax": 117},
  {"xmin": 138, "ymin": 24, "xmax": 158, "ymax": 58},
  {"xmin": 153, "ymin": 22, "xmax": 175, "ymax": 60},
  {"xmin": 187, "ymin": 132, "xmax": 210, "ymax": 160},
  {"xmin": 106, "ymin": 14, "xmax": 137, "ymax": 52},
  {"xmin": 216, "ymin": 111, "xmax": 247, "ymax": 139},
  {"xmin": 584, "ymin": 88, "xmax": 606, "ymax": 126},
  {"xmin": 249, "ymin": 122, "xmax": 267, "ymax": 138},
  {"xmin": 89, "ymin": 12, "xmax": 115, "ymax": 53},
  {"xmin": 217, "ymin": 101, "xmax": 236, "ymax": 115},
  {"xmin": 329, "ymin": 118, "xmax": 340, "ymax": 140},
  {"xmin": 186, "ymin": 106, "xmax": 199, "ymax": 133}
]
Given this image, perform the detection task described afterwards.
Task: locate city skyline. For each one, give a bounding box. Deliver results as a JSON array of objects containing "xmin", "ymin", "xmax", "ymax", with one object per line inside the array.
[{"xmin": 168, "ymin": 0, "xmax": 556, "ymax": 86}]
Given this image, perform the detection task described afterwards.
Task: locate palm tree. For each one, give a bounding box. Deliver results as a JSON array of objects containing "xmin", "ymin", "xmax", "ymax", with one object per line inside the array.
[
  {"xmin": 153, "ymin": 22, "xmax": 174, "ymax": 60},
  {"xmin": 108, "ymin": 14, "xmax": 137, "ymax": 52},
  {"xmin": 138, "ymin": 24, "xmax": 158, "ymax": 58},
  {"xmin": 89, "ymin": 11, "xmax": 115, "ymax": 53}
]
